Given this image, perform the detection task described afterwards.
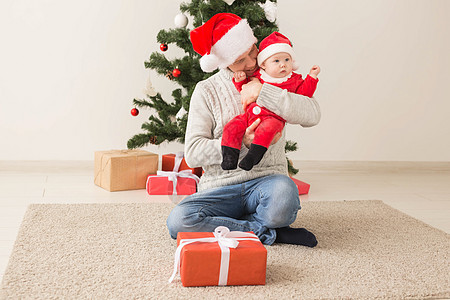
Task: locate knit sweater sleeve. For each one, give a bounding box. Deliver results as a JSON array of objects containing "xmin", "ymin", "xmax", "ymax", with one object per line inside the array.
[
  {"xmin": 256, "ymin": 83, "xmax": 321, "ymax": 127},
  {"xmin": 184, "ymin": 82, "xmax": 222, "ymax": 168}
]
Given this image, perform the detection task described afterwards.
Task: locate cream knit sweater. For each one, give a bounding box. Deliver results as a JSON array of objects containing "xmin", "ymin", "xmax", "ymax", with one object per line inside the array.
[{"xmin": 184, "ymin": 68, "xmax": 321, "ymax": 191}]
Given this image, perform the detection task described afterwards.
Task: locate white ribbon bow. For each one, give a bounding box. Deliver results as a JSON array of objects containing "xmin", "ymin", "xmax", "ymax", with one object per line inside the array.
[
  {"xmin": 155, "ymin": 170, "xmax": 199, "ymax": 195},
  {"xmin": 148, "ymin": 152, "xmax": 199, "ymax": 195},
  {"xmin": 173, "ymin": 151, "xmax": 184, "ymax": 172},
  {"xmin": 168, "ymin": 226, "xmax": 260, "ymax": 285}
]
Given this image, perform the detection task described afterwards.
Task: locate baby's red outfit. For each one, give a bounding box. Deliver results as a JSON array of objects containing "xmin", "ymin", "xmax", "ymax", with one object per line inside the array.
[{"xmin": 222, "ymin": 69, "xmax": 318, "ymax": 150}]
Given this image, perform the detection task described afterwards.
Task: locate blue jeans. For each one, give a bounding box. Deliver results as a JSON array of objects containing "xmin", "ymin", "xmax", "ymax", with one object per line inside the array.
[{"xmin": 166, "ymin": 174, "xmax": 300, "ymax": 245}]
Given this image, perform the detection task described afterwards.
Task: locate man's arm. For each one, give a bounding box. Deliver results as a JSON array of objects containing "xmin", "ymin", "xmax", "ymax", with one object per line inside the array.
[
  {"xmin": 184, "ymin": 83, "xmax": 222, "ymax": 168},
  {"xmin": 185, "ymin": 81, "xmax": 266, "ymax": 168},
  {"xmin": 256, "ymin": 83, "xmax": 321, "ymax": 127}
]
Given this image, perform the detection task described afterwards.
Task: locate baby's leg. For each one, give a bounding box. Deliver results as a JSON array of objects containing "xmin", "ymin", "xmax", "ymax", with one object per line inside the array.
[
  {"xmin": 252, "ymin": 118, "xmax": 285, "ymax": 149},
  {"xmin": 221, "ymin": 114, "xmax": 247, "ymax": 170},
  {"xmin": 239, "ymin": 118, "xmax": 285, "ymax": 171}
]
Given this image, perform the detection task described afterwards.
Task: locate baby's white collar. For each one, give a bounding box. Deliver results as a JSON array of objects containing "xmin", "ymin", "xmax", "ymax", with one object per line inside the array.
[{"xmin": 259, "ymin": 69, "xmax": 293, "ymax": 83}]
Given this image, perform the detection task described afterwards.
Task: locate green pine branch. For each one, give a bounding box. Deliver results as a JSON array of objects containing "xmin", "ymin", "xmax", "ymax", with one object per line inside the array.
[
  {"xmin": 157, "ymin": 28, "xmax": 197, "ymax": 57},
  {"xmin": 144, "ymin": 53, "xmax": 173, "ymax": 75},
  {"xmin": 285, "ymin": 140, "xmax": 298, "ymax": 153},
  {"xmin": 285, "ymin": 140, "xmax": 299, "ymax": 175},
  {"xmin": 287, "ymin": 158, "xmax": 299, "ymax": 176},
  {"xmin": 132, "ymin": 98, "xmax": 151, "ymax": 108},
  {"xmin": 127, "ymin": 133, "xmax": 154, "ymax": 149}
]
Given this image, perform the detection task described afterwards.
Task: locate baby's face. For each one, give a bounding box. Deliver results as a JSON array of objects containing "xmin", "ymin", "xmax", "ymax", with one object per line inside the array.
[{"xmin": 261, "ymin": 52, "xmax": 293, "ymax": 78}]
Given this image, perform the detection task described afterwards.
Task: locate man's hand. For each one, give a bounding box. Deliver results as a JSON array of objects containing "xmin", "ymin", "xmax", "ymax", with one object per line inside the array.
[
  {"xmin": 309, "ymin": 65, "xmax": 320, "ymax": 79},
  {"xmin": 233, "ymin": 71, "xmax": 247, "ymax": 83},
  {"xmin": 241, "ymin": 78, "xmax": 263, "ymax": 111},
  {"xmin": 243, "ymin": 118, "xmax": 282, "ymax": 148},
  {"xmin": 243, "ymin": 118, "xmax": 260, "ymax": 148}
]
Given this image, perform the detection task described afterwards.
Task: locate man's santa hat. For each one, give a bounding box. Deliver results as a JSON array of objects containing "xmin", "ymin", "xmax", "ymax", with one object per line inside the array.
[
  {"xmin": 190, "ymin": 13, "xmax": 257, "ymax": 73},
  {"xmin": 257, "ymin": 32, "xmax": 299, "ymax": 70}
]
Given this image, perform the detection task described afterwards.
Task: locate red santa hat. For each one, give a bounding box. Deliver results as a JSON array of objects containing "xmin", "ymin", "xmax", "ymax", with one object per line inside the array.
[
  {"xmin": 190, "ymin": 13, "xmax": 257, "ymax": 73},
  {"xmin": 257, "ymin": 32, "xmax": 299, "ymax": 71}
]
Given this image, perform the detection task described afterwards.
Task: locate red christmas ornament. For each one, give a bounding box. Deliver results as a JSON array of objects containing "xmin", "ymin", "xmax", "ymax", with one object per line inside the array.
[
  {"xmin": 160, "ymin": 43, "xmax": 168, "ymax": 51},
  {"xmin": 172, "ymin": 68, "xmax": 181, "ymax": 77},
  {"xmin": 131, "ymin": 108, "xmax": 139, "ymax": 116}
]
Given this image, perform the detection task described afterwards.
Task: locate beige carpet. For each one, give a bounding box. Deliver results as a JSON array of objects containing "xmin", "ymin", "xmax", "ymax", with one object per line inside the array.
[{"xmin": 1, "ymin": 201, "xmax": 449, "ymax": 299}]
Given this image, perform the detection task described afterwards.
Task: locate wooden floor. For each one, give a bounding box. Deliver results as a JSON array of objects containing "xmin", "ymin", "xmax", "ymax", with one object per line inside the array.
[{"xmin": 1, "ymin": 160, "xmax": 449, "ymax": 283}]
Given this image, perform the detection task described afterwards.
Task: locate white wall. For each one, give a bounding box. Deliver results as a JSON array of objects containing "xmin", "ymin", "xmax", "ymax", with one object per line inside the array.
[{"xmin": 0, "ymin": 0, "xmax": 449, "ymax": 161}]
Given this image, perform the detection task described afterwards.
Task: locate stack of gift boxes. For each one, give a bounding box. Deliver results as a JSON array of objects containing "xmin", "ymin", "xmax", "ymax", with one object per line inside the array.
[
  {"xmin": 94, "ymin": 149, "xmax": 311, "ymax": 287},
  {"xmin": 146, "ymin": 153, "xmax": 202, "ymax": 196},
  {"xmin": 94, "ymin": 149, "xmax": 310, "ymax": 195},
  {"xmin": 94, "ymin": 150, "xmax": 201, "ymax": 195}
]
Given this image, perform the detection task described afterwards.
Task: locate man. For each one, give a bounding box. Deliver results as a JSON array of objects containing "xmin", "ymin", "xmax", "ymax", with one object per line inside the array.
[{"xmin": 166, "ymin": 13, "xmax": 320, "ymax": 246}]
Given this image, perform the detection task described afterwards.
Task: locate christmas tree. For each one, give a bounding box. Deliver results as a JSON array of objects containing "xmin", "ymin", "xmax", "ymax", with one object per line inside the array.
[{"xmin": 127, "ymin": 0, "xmax": 299, "ymax": 175}]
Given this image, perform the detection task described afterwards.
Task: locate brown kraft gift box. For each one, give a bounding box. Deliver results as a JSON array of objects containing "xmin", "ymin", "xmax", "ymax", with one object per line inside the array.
[{"xmin": 94, "ymin": 149, "xmax": 158, "ymax": 191}]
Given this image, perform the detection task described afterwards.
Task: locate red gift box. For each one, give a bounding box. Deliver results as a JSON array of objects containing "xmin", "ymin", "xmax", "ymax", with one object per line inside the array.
[
  {"xmin": 169, "ymin": 227, "xmax": 267, "ymax": 287},
  {"xmin": 290, "ymin": 177, "xmax": 310, "ymax": 195},
  {"xmin": 146, "ymin": 173, "xmax": 197, "ymax": 195},
  {"xmin": 162, "ymin": 153, "xmax": 203, "ymax": 178}
]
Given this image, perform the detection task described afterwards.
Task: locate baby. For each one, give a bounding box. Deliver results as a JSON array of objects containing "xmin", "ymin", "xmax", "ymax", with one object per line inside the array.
[{"xmin": 221, "ymin": 32, "xmax": 320, "ymax": 171}]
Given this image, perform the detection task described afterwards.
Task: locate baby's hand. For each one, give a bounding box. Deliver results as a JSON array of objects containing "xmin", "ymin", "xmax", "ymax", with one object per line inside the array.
[
  {"xmin": 233, "ymin": 71, "xmax": 247, "ymax": 82},
  {"xmin": 309, "ymin": 65, "xmax": 321, "ymax": 79}
]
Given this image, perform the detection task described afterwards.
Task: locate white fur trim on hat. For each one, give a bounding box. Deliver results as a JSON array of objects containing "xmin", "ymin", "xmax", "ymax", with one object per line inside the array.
[
  {"xmin": 206, "ymin": 19, "xmax": 257, "ymax": 72},
  {"xmin": 257, "ymin": 43, "xmax": 298, "ymax": 71}
]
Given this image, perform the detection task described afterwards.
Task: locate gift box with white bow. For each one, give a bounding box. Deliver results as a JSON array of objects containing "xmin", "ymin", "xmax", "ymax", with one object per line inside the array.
[
  {"xmin": 146, "ymin": 152, "xmax": 200, "ymax": 195},
  {"xmin": 169, "ymin": 226, "xmax": 267, "ymax": 287},
  {"xmin": 162, "ymin": 152, "xmax": 203, "ymax": 178}
]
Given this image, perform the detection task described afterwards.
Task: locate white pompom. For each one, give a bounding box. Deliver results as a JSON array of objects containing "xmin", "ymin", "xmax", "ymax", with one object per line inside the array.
[
  {"xmin": 200, "ymin": 54, "xmax": 220, "ymax": 73},
  {"xmin": 174, "ymin": 13, "xmax": 188, "ymax": 28}
]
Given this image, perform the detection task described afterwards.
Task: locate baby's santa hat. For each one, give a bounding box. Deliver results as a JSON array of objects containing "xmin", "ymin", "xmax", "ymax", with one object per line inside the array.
[
  {"xmin": 190, "ymin": 13, "xmax": 257, "ymax": 73},
  {"xmin": 257, "ymin": 32, "xmax": 299, "ymax": 70}
]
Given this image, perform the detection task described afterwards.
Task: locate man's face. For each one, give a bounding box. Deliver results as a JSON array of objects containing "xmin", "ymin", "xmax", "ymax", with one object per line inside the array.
[
  {"xmin": 260, "ymin": 52, "xmax": 293, "ymax": 78},
  {"xmin": 228, "ymin": 44, "xmax": 258, "ymax": 77}
]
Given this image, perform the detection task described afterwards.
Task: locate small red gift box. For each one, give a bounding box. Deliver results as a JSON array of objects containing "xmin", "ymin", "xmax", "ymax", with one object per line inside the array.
[
  {"xmin": 169, "ymin": 227, "xmax": 267, "ymax": 287},
  {"xmin": 290, "ymin": 177, "xmax": 310, "ymax": 195},
  {"xmin": 162, "ymin": 153, "xmax": 203, "ymax": 178},
  {"xmin": 146, "ymin": 173, "xmax": 197, "ymax": 195}
]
